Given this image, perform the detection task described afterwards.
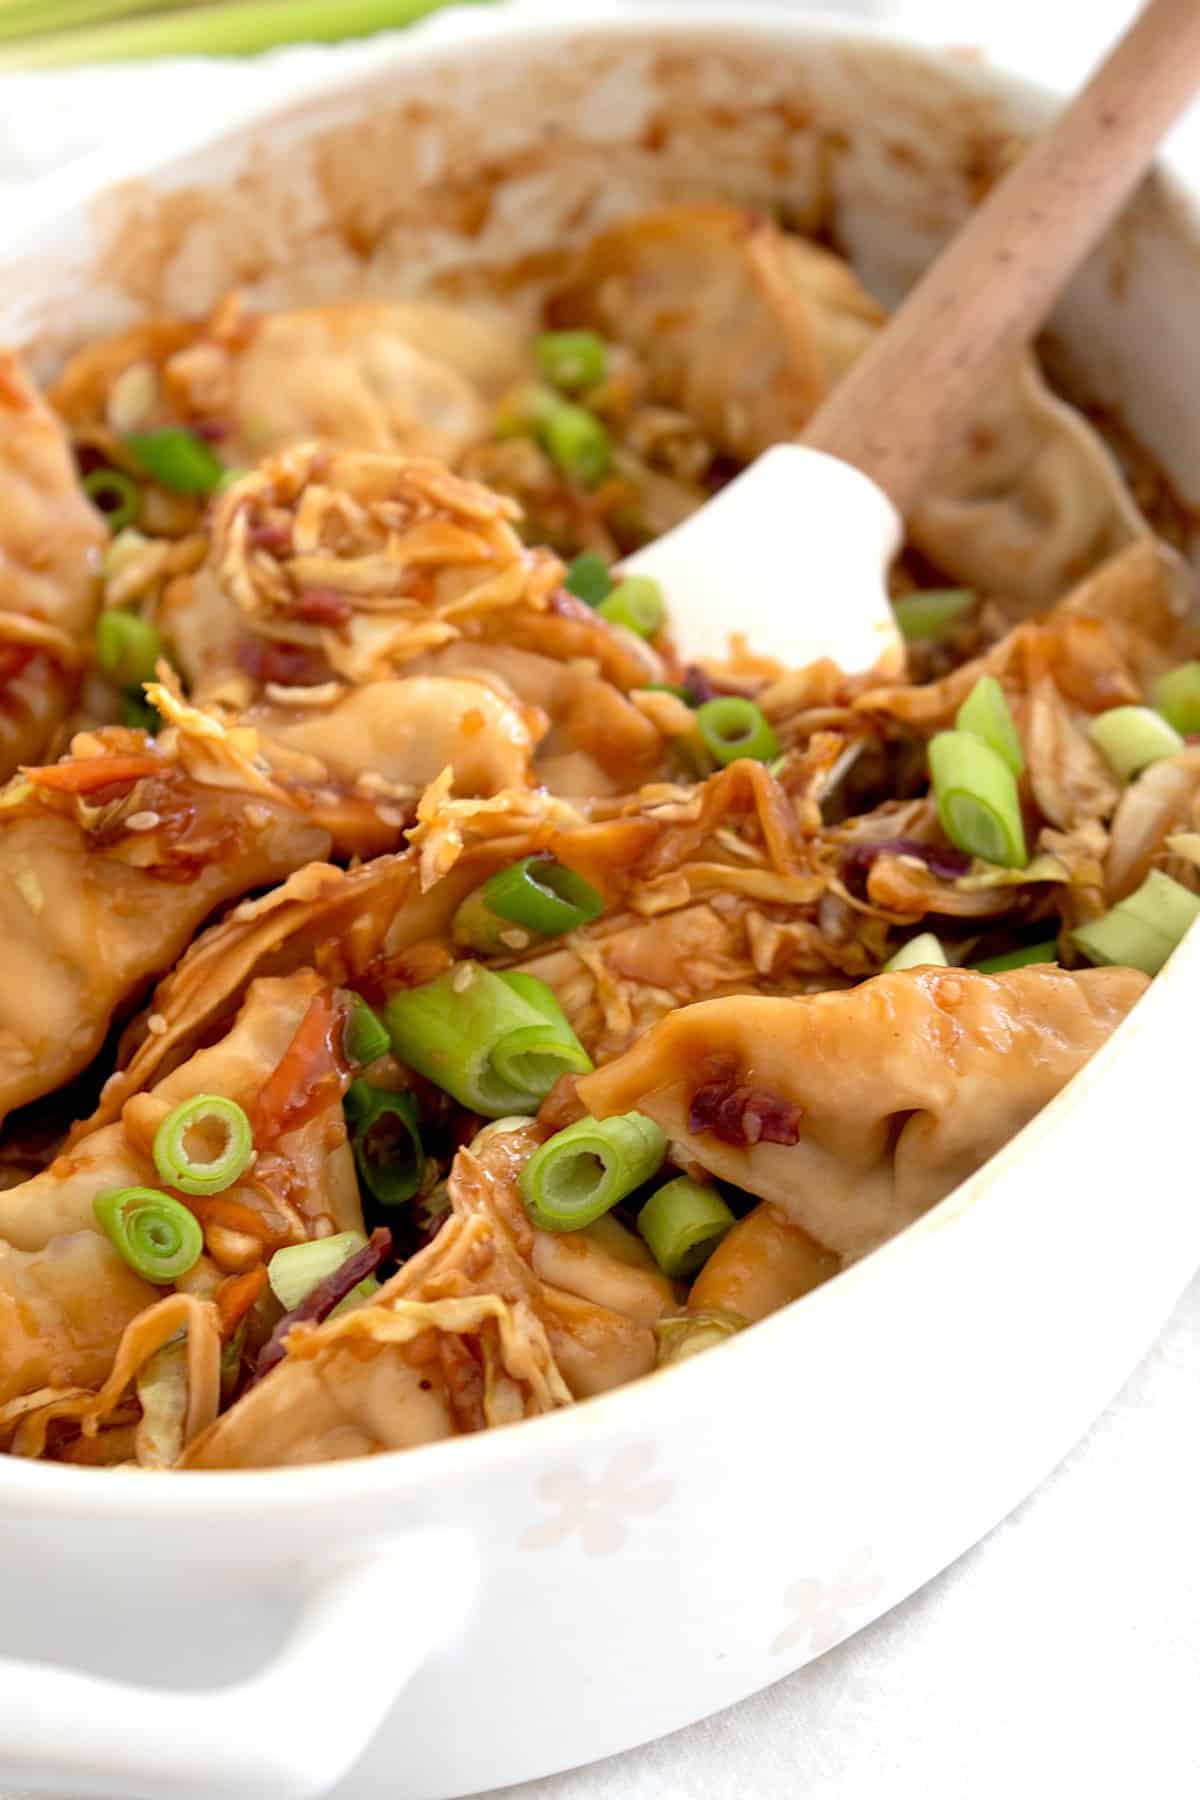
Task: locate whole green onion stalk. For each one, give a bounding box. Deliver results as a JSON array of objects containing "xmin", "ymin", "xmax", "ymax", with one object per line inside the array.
[{"xmin": 0, "ymin": 0, "xmax": 492, "ymax": 70}]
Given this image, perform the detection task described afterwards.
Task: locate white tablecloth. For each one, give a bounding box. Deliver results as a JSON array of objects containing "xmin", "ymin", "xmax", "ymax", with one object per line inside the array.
[{"xmin": 1, "ymin": 5, "xmax": 1197, "ymax": 1797}]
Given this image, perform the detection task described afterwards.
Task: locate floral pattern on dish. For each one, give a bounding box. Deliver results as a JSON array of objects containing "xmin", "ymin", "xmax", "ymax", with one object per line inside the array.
[{"xmin": 520, "ymin": 1443, "xmax": 674, "ymax": 1555}]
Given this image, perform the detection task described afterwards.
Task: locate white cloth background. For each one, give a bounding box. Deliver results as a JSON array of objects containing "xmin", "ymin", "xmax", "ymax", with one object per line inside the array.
[{"xmin": 1, "ymin": 4, "xmax": 1197, "ymax": 1797}]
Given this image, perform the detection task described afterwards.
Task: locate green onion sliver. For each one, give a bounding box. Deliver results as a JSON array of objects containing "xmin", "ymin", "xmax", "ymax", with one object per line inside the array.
[
  {"xmin": 534, "ymin": 330, "xmax": 608, "ymax": 393},
  {"xmin": 972, "ymin": 940, "xmax": 1059, "ymax": 973},
  {"xmin": 483, "ymin": 855, "xmax": 603, "ymax": 937},
  {"xmin": 882, "ymin": 932, "xmax": 947, "ymax": 973},
  {"xmin": 893, "ymin": 588, "xmax": 975, "ymax": 642},
  {"xmin": 385, "ymin": 965, "xmax": 592, "ymax": 1117},
  {"xmin": 637, "ymin": 1177, "xmax": 735, "ymax": 1279},
  {"xmin": 152, "ymin": 1093, "xmax": 254, "ymax": 1197},
  {"xmin": 597, "ymin": 576, "xmax": 666, "ymax": 639},
  {"xmin": 82, "ymin": 467, "xmax": 139, "ymax": 533},
  {"xmin": 928, "ymin": 730, "xmax": 1027, "ymax": 869},
  {"xmin": 1072, "ymin": 869, "xmax": 1200, "ymax": 976},
  {"xmin": 1152, "ymin": 662, "xmax": 1200, "ymax": 736},
  {"xmin": 563, "ymin": 551, "xmax": 613, "ymax": 608},
  {"xmin": 268, "ymin": 1231, "xmax": 368, "ymax": 1314},
  {"xmin": 96, "ymin": 609, "xmax": 163, "ymax": 688},
  {"xmin": 539, "ymin": 402, "xmax": 612, "ymax": 487},
  {"xmin": 1088, "ymin": 705, "xmax": 1183, "ymax": 780},
  {"xmin": 94, "ymin": 1186, "xmax": 203, "ymax": 1285},
  {"xmin": 125, "ymin": 427, "xmax": 225, "ymax": 495},
  {"xmin": 694, "ymin": 696, "xmax": 779, "ymax": 768},
  {"xmin": 956, "ymin": 674, "xmax": 1024, "ymax": 777},
  {"xmin": 520, "ymin": 1111, "xmax": 667, "ymax": 1232},
  {"xmin": 343, "ymin": 1080, "xmax": 424, "ymax": 1206},
  {"xmin": 344, "ymin": 995, "xmax": 390, "ymax": 1068}
]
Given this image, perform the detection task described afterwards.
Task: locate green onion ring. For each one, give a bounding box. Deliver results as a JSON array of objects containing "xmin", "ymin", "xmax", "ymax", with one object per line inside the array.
[
  {"xmin": 955, "ymin": 675, "xmax": 1024, "ymax": 777},
  {"xmin": 694, "ymin": 696, "xmax": 780, "ymax": 768},
  {"xmin": 534, "ymin": 330, "xmax": 608, "ymax": 393},
  {"xmin": 343, "ymin": 995, "xmax": 390, "ymax": 1068},
  {"xmin": 637, "ymin": 1177, "xmax": 736, "ymax": 1279},
  {"xmin": 95, "ymin": 609, "xmax": 163, "ymax": 689},
  {"xmin": 343, "ymin": 1080, "xmax": 424, "ymax": 1207},
  {"xmin": 152, "ymin": 1093, "xmax": 254, "ymax": 1196},
  {"xmin": 81, "ymin": 467, "xmax": 140, "ymax": 533},
  {"xmin": 597, "ymin": 576, "xmax": 666, "ymax": 638},
  {"xmin": 563, "ymin": 550, "xmax": 613, "ymax": 608},
  {"xmin": 1152, "ymin": 661, "xmax": 1200, "ymax": 737},
  {"xmin": 482, "ymin": 856, "xmax": 604, "ymax": 937},
  {"xmin": 125, "ymin": 426, "xmax": 225, "ymax": 495},
  {"xmin": 928, "ymin": 730, "xmax": 1028, "ymax": 868},
  {"xmin": 93, "ymin": 1186, "xmax": 203, "ymax": 1285},
  {"xmin": 520, "ymin": 1111, "xmax": 667, "ymax": 1232}
]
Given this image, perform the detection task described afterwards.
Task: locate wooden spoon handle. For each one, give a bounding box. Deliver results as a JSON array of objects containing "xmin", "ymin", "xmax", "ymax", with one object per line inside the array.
[{"xmin": 802, "ymin": 0, "xmax": 1200, "ymax": 517}]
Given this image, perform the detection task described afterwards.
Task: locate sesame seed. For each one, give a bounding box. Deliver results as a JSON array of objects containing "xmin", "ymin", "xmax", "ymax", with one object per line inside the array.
[
  {"xmin": 376, "ymin": 804, "xmax": 409, "ymax": 828},
  {"xmin": 451, "ymin": 963, "xmax": 475, "ymax": 993},
  {"xmin": 244, "ymin": 803, "xmax": 271, "ymax": 827},
  {"xmin": 125, "ymin": 810, "xmax": 160, "ymax": 832},
  {"xmin": 499, "ymin": 928, "xmax": 532, "ymax": 950},
  {"xmin": 147, "ymin": 1013, "xmax": 168, "ymax": 1037}
]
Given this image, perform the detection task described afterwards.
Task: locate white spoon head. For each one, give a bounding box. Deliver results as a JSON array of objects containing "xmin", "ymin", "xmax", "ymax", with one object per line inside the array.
[{"xmin": 621, "ymin": 444, "xmax": 905, "ymax": 678}]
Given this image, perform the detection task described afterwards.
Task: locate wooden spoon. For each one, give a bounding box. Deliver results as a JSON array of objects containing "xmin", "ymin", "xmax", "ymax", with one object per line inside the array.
[{"xmin": 622, "ymin": 0, "xmax": 1200, "ymax": 674}]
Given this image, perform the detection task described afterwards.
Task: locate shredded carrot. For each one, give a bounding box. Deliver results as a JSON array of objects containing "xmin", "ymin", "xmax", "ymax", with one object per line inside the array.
[
  {"xmin": 23, "ymin": 754, "xmax": 162, "ymax": 794},
  {"xmin": 250, "ymin": 988, "xmax": 348, "ymax": 1145},
  {"xmin": 216, "ymin": 1265, "xmax": 269, "ymax": 1338}
]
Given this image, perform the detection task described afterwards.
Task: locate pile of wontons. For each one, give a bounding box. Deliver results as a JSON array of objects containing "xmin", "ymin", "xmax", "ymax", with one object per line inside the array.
[{"xmin": 0, "ymin": 202, "xmax": 1194, "ymax": 1472}]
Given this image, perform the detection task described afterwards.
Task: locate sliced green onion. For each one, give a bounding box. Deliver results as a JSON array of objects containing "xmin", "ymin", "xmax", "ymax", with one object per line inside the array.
[
  {"xmin": 267, "ymin": 1230, "xmax": 377, "ymax": 1316},
  {"xmin": 694, "ymin": 696, "xmax": 780, "ymax": 768},
  {"xmin": 342, "ymin": 1080, "xmax": 424, "ymax": 1207},
  {"xmin": 385, "ymin": 964, "xmax": 591, "ymax": 1117},
  {"xmin": 1152, "ymin": 662, "xmax": 1200, "ymax": 737},
  {"xmin": 534, "ymin": 330, "xmax": 608, "ymax": 393},
  {"xmin": 343, "ymin": 995, "xmax": 390, "ymax": 1068},
  {"xmin": 81, "ymin": 466, "xmax": 139, "ymax": 533},
  {"xmin": 94, "ymin": 1186, "xmax": 203, "ymax": 1285},
  {"xmin": 597, "ymin": 576, "xmax": 666, "ymax": 639},
  {"xmin": 637, "ymin": 1177, "xmax": 735, "ymax": 1279},
  {"xmin": 882, "ymin": 932, "xmax": 948, "ymax": 973},
  {"xmin": 956, "ymin": 675, "xmax": 1024, "ymax": 777},
  {"xmin": 489, "ymin": 969, "xmax": 594, "ymax": 1098},
  {"xmin": 125, "ymin": 427, "xmax": 224, "ymax": 495},
  {"xmin": 95, "ymin": 609, "xmax": 163, "ymax": 688},
  {"xmin": 119, "ymin": 690, "xmax": 160, "ymax": 734},
  {"xmin": 1088, "ymin": 705, "xmax": 1183, "ymax": 780},
  {"xmin": 893, "ymin": 588, "xmax": 975, "ymax": 642},
  {"xmin": 928, "ymin": 730, "xmax": 1027, "ymax": 868},
  {"xmin": 1073, "ymin": 869, "xmax": 1200, "ymax": 975},
  {"xmin": 642, "ymin": 681, "xmax": 695, "ymax": 704},
  {"xmin": 563, "ymin": 551, "xmax": 612, "ymax": 607},
  {"xmin": 520, "ymin": 1111, "xmax": 667, "ymax": 1232},
  {"xmin": 493, "ymin": 381, "xmax": 559, "ymax": 439},
  {"xmin": 483, "ymin": 856, "xmax": 603, "ymax": 937},
  {"xmin": 539, "ymin": 403, "xmax": 611, "ymax": 487},
  {"xmin": 152, "ymin": 1093, "xmax": 254, "ymax": 1197},
  {"xmin": 972, "ymin": 940, "xmax": 1059, "ymax": 973}
]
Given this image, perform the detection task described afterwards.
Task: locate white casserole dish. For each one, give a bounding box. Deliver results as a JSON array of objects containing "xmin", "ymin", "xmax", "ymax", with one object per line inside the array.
[{"xmin": 0, "ymin": 8, "xmax": 1198, "ymax": 1797}]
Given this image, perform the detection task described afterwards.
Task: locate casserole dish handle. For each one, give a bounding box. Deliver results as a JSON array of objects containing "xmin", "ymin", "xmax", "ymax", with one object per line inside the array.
[{"xmin": 0, "ymin": 1527, "xmax": 470, "ymax": 1800}]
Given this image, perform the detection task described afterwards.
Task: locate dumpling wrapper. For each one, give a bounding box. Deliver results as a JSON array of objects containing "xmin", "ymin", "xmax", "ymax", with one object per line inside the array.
[
  {"xmin": 577, "ymin": 965, "xmax": 1147, "ymax": 1261},
  {"xmin": 0, "ymin": 736, "xmax": 329, "ymax": 1126},
  {"xmin": 0, "ymin": 353, "xmax": 106, "ymax": 776}
]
